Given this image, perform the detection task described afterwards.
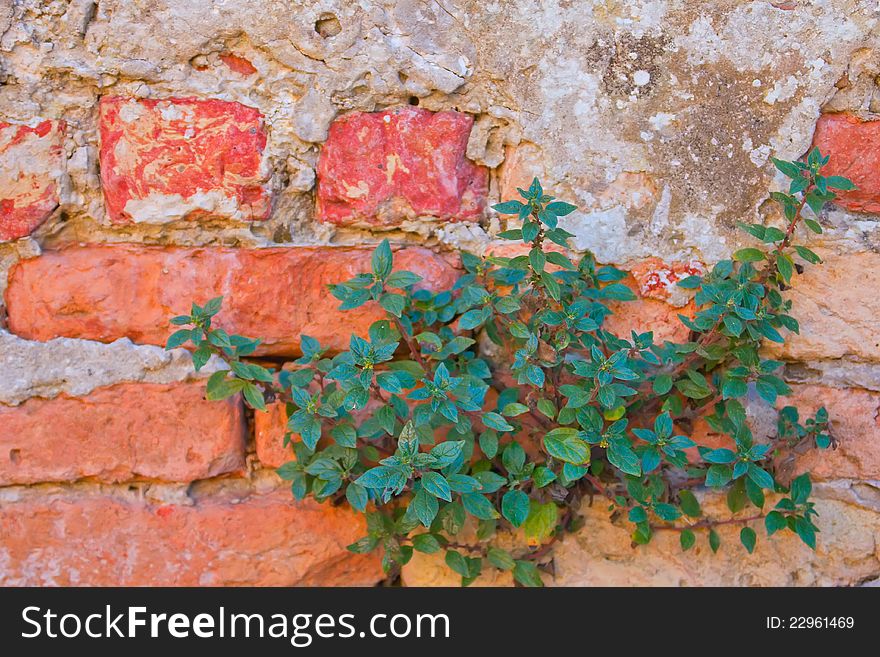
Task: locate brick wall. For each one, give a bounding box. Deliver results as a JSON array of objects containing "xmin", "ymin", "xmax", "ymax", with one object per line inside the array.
[{"xmin": 1, "ymin": 1, "xmax": 879, "ymax": 586}]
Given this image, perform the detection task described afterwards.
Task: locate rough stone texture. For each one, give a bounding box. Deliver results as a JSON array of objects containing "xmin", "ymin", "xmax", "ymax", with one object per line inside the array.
[
  {"xmin": 552, "ymin": 492, "xmax": 880, "ymax": 586},
  {"xmin": 317, "ymin": 106, "xmax": 488, "ymax": 226},
  {"xmin": 1, "ymin": 0, "xmax": 880, "ymax": 587},
  {"xmin": 811, "ymin": 112, "xmax": 880, "ymax": 213},
  {"xmin": 99, "ymin": 96, "xmax": 271, "ymax": 224},
  {"xmin": 0, "ymin": 484, "xmax": 382, "ymax": 586},
  {"xmin": 780, "ymin": 384, "xmax": 880, "ymax": 481},
  {"xmin": 5, "ymin": 244, "xmax": 459, "ymax": 355},
  {"xmin": 404, "ymin": 490, "xmax": 880, "ymax": 587},
  {"xmin": 771, "ymin": 249, "xmax": 880, "ymax": 362},
  {"xmin": 0, "ymin": 329, "xmax": 221, "ymax": 406},
  {"xmin": 0, "ymin": 381, "xmax": 246, "ymax": 485},
  {"xmin": 0, "ymin": 119, "xmax": 64, "ymax": 241}
]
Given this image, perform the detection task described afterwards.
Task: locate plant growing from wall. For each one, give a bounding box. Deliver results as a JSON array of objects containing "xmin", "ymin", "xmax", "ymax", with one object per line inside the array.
[{"xmin": 168, "ymin": 148, "xmax": 850, "ymax": 586}]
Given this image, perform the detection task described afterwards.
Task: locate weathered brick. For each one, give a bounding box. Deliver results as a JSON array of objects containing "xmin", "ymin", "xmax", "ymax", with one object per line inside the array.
[
  {"xmin": 316, "ymin": 106, "xmax": 488, "ymax": 226},
  {"xmin": 99, "ymin": 97, "xmax": 270, "ymax": 224},
  {"xmin": 498, "ymin": 142, "xmax": 544, "ymax": 204},
  {"xmin": 0, "ymin": 119, "xmax": 64, "ymax": 242},
  {"xmin": 255, "ymin": 401, "xmax": 291, "ymax": 468},
  {"xmin": 603, "ymin": 273, "xmax": 693, "ymax": 344},
  {"xmin": 771, "ymin": 250, "xmax": 880, "ymax": 361},
  {"xmin": 626, "ymin": 257, "xmax": 704, "ymax": 302},
  {"xmin": 0, "ymin": 487, "xmax": 382, "ymax": 586},
  {"xmin": 0, "ymin": 382, "xmax": 245, "ymax": 485},
  {"xmin": 779, "ymin": 384, "xmax": 880, "ymax": 481},
  {"xmin": 5, "ymin": 244, "xmax": 459, "ymax": 356},
  {"xmin": 811, "ymin": 112, "xmax": 880, "ymax": 213}
]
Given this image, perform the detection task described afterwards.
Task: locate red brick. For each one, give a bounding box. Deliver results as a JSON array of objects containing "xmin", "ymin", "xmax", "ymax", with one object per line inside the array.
[
  {"xmin": 0, "ymin": 382, "xmax": 246, "ymax": 485},
  {"xmin": 316, "ymin": 106, "xmax": 488, "ymax": 226},
  {"xmin": 219, "ymin": 53, "xmax": 257, "ymax": 76},
  {"xmin": 0, "ymin": 488, "xmax": 382, "ymax": 586},
  {"xmin": 0, "ymin": 119, "xmax": 64, "ymax": 242},
  {"xmin": 99, "ymin": 97, "xmax": 270, "ymax": 224},
  {"xmin": 811, "ymin": 113, "xmax": 880, "ymax": 213},
  {"xmin": 5, "ymin": 244, "xmax": 459, "ymax": 356},
  {"xmin": 778, "ymin": 384, "xmax": 880, "ymax": 481}
]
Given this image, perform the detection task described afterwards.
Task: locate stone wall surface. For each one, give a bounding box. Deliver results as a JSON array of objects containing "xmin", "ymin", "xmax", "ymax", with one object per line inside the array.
[{"xmin": 1, "ymin": 0, "xmax": 879, "ymax": 586}]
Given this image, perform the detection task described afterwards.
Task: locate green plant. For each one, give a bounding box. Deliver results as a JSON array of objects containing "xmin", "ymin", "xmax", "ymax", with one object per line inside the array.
[{"xmin": 167, "ymin": 148, "xmax": 851, "ymax": 586}]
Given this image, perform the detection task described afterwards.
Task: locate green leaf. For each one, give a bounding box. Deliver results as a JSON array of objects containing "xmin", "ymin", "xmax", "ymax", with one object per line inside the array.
[
  {"xmin": 543, "ymin": 428, "xmax": 590, "ymax": 465},
  {"xmin": 478, "ymin": 431, "xmax": 498, "ymax": 459},
  {"xmin": 411, "ymin": 533, "xmax": 442, "ymax": 554},
  {"xmin": 541, "ymin": 272, "xmax": 561, "ymax": 300},
  {"xmin": 529, "ymin": 247, "xmax": 546, "ymax": 273},
  {"xmin": 770, "ymin": 157, "xmax": 802, "ymax": 179},
  {"xmin": 411, "ymin": 488, "xmax": 439, "ymax": 527},
  {"xmin": 706, "ymin": 464, "xmax": 732, "ymax": 488},
  {"xmin": 347, "ymin": 536, "xmax": 379, "ymax": 554},
  {"xmin": 607, "ymin": 439, "xmax": 641, "ymax": 476},
  {"xmin": 330, "ymin": 423, "xmax": 357, "ymax": 448},
  {"xmin": 482, "ymin": 412, "xmax": 514, "ymax": 432},
  {"xmin": 825, "ymin": 175, "xmax": 855, "ymax": 191},
  {"xmin": 532, "ymin": 466, "xmax": 557, "ymax": 488},
  {"xmin": 501, "ymin": 490, "xmax": 530, "ymax": 527},
  {"xmin": 790, "ymin": 473, "xmax": 812, "ymax": 505},
  {"xmin": 628, "ymin": 506, "xmax": 648, "ymax": 523},
  {"xmin": 747, "ymin": 463, "xmax": 775, "ymax": 490},
  {"xmin": 794, "ymin": 245, "xmax": 822, "ymax": 264},
  {"xmin": 242, "ymin": 383, "xmax": 266, "ymax": 411},
  {"xmin": 653, "ymin": 374, "xmax": 673, "ymax": 395},
  {"xmin": 345, "ymin": 482, "xmax": 369, "ymax": 512},
  {"xmin": 795, "ymin": 517, "xmax": 816, "ymax": 549},
  {"xmin": 704, "ymin": 448, "xmax": 737, "ymax": 464},
  {"xmin": 487, "ymin": 547, "xmax": 515, "ymax": 571},
  {"xmin": 492, "ymin": 200, "xmax": 526, "ymax": 214},
  {"xmin": 356, "ymin": 465, "xmax": 407, "ymax": 491},
  {"xmin": 502, "ymin": 403, "xmax": 530, "ymax": 417},
  {"xmin": 512, "ymin": 560, "xmax": 543, "ymax": 587},
  {"xmin": 678, "ymin": 490, "xmax": 702, "ymax": 518},
  {"xmin": 680, "ymin": 529, "xmax": 696, "ymax": 551},
  {"xmin": 444, "ymin": 550, "xmax": 470, "ymax": 577},
  {"xmin": 740, "ymin": 526, "xmax": 757, "ymax": 554},
  {"xmin": 546, "ymin": 201, "xmax": 577, "ymax": 216},
  {"xmin": 430, "ymin": 441, "xmax": 465, "ymax": 467},
  {"xmin": 205, "ymin": 371, "xmax": 244, "ymax": 400},
  {"xmin": 385, "ymin": 270, "xmax": 422, "ymax": 288},
  {"xmin": 765, "ymin": 510, "xmax": 786, "ymax": 536},
  {"xmin": 165, "ymin": 329, "xmax": 192, "ymax": 350},
  {"xmin": 379, "ymin": 293, "xmax": 406, "ymax": 318},
  {"xmin": 459, "ymin": 308, "xmax": 488, "ymax": 330},
  {"xmin": 733, "ymin": 248, "xmax": 766, "ymax": 263},
  {"xmin": 421, "ymin": 471, "xmax": 452, "ymax": 502},
  {"xmin": 709, "ymin": 528, "xmax": 721, "ymax": 553},
  {"xmin": 372, "ymin": 239, "xmax": 393, "ymax": 280},
  {"xmin": 523, "ymin": 501, "xmax": 557, "ymax": 542},
  {"xmin": 461, "ymin": 493, "xmax": 499, "ymax": 520}
]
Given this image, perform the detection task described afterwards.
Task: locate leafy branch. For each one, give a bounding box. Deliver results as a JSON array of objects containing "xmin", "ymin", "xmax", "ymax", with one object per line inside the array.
[{"xmin": 167, "ymin": 150, "xmax": 851, "ymax": 586}]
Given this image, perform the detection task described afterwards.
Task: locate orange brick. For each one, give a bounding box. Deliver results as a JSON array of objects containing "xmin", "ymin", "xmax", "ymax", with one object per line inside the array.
[
  {"xmin": 0, "ymin": 382, "xmax": 245, "ymax": 485},
  {"xmin": 5, "ymin": 244, "xmax": 459, "ymax": 356},
  {"xmin": 0, "ymin": 488, "xmax": 382, "ymax": 586}
]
